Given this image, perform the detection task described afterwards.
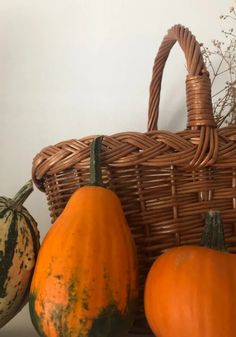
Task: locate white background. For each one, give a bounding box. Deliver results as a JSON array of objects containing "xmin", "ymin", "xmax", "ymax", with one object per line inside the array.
[{"xmin": 0, "ymin": 0, "xmax": 230, "ymax": 336}]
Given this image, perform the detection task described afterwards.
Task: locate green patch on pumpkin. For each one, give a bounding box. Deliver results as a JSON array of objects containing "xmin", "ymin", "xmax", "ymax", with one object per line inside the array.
[
  {"xmin": 29, "ymin": 292, "xmax": 47, "ymax": 337},
  {"xmin": 50, "ymin": 304, "xmax": 72, "ymax": 337},
  {"xmin": 29, "ymin": 277, "xmax": 79, "ymax": 337},
  {"xmin": 52, "ymin": 277, "xmax": 79, "ymax": 337},
  {"xmin": 29, "ymin": 279, "xmax": 137, "ymax": 337},
  {"xmin": 87, "ymin": 298, "xmax": 137, "ymax": 337},
  {"xmin": 54, "ymin": 274, "xmax": 63, "ymax": 280},
  {"xmin": 81, "ymin": 288, "xmax": 90, "ymax": 311}
]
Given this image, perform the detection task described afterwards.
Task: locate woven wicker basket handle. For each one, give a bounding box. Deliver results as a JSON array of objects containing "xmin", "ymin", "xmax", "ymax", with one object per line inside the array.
[
  {"xmin": 147, "ymin": 24, "xmax": 217, "ymax": 168},
  {"xmin": 148, "ymin": 24, "xmax": 216, "ymax": 131}
]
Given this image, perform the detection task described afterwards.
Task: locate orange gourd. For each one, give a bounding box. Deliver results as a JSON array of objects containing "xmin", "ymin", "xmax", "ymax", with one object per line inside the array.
[
  {"xmin": 29, "ymin": 136, "xmax": 138, "ymax": 337},
  {"xmin": 144, "ymin": 210, "xmax": 236, "ymax": 337}
]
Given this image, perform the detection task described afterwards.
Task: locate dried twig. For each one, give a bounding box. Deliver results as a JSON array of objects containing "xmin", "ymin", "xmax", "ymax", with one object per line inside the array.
[{"xmin": 201, "ymin": 4, "xmax": 236, "ymax": 126}]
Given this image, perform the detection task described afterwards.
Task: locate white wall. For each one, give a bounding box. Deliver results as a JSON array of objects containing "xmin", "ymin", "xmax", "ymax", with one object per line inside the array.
[{"xmin": 0, "ymin": 0, "xmax": 231, "ymax": 336}]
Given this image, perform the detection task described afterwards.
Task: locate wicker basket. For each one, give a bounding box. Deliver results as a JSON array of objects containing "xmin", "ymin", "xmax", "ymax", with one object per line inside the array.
[{"xmin": 32, "ymin": 24, "xmax": 236, "ymax": 335}]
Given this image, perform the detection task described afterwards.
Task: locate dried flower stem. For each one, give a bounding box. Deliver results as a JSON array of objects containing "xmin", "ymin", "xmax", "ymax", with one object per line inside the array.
[{"xmin": 201, "ymin": 4, "xmax": 236, "ymax": 126}]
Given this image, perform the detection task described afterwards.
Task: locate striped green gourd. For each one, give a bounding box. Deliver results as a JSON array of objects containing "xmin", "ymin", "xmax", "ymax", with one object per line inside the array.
[{"xmin": 0, "ymin": 180, "xmax": 40, "ymax": 328}]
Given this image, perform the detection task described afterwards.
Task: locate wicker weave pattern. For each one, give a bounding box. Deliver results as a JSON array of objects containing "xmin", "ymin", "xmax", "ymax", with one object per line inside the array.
[{"xmin": 32, "ymin": 25, "xmax": 236, "ymax": 335}]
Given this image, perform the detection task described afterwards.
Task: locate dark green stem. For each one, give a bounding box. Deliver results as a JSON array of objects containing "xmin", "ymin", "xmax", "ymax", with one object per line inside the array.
[
  {"xmin": 88, "ymin": 136, "xmax": 106, "ymax": 187},
  {"xmin": 10, "ymin": 180, "xmax": 34, "ymax": 208},
  {"xmin": 200, "ymin": 210, "xmax": 226, "ymax": 252}
]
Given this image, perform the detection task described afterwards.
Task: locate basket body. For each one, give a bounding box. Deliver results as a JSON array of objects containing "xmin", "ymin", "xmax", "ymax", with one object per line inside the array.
[
  {"xmin": 32, "ymin": 129, "xmax": 236, "ymax": 334},
  {"xmin": 32, "ymin": 25, "xmax": 236, "ymax": 335}
]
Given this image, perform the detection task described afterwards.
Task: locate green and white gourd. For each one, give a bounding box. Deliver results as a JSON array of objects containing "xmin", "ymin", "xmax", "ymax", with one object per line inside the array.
[{"xmin": 0, "ymin": 180, "xmax": 40, "ymax": 328}]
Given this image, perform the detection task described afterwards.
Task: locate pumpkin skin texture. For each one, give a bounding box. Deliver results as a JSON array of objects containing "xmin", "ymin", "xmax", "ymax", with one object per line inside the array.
[
  {"xmin": 0, "ymin": 180, "xmax": 40, "ymax": 328},
  {"xmin": 29, "ymin": 142, "xmax": 138, "ymax": 337},
  {"xmin": 144, "ymin": 211, "xmax": 236, "ymax": 337}
]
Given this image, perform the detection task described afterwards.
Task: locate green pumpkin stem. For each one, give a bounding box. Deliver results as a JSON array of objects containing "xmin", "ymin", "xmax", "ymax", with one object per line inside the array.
[
  {"xmin": 200, "ymin": 210, "xmax": 226, "ymax": 252},
  {"xmin": 11, "ymin": 180, "xmax": 34, "ymax": 208},
  {"xmin": 88, "ymin": 136, "xmax": 106, "ymax": 187}
]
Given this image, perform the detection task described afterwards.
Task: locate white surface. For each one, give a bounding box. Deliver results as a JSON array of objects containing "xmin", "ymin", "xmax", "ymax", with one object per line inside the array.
[{"xmin": 0, "ymin": 0, "xmax": 229, "ymax": 335}]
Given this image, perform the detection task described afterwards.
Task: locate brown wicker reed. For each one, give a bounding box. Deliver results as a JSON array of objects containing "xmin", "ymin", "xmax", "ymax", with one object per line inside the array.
[{"xmin": 32, "ymin": 24, "xmax": 236, "ymax": 335}]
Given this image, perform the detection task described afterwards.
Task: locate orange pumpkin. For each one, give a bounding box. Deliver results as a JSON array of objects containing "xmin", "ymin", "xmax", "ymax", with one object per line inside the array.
[
  {"xmin": 29, "ymin": 136, "xmax": 138, "ymax": 337},
  {"xmin": 144, "ymin": 210, "xmax": 236, "ymax": 337}
]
